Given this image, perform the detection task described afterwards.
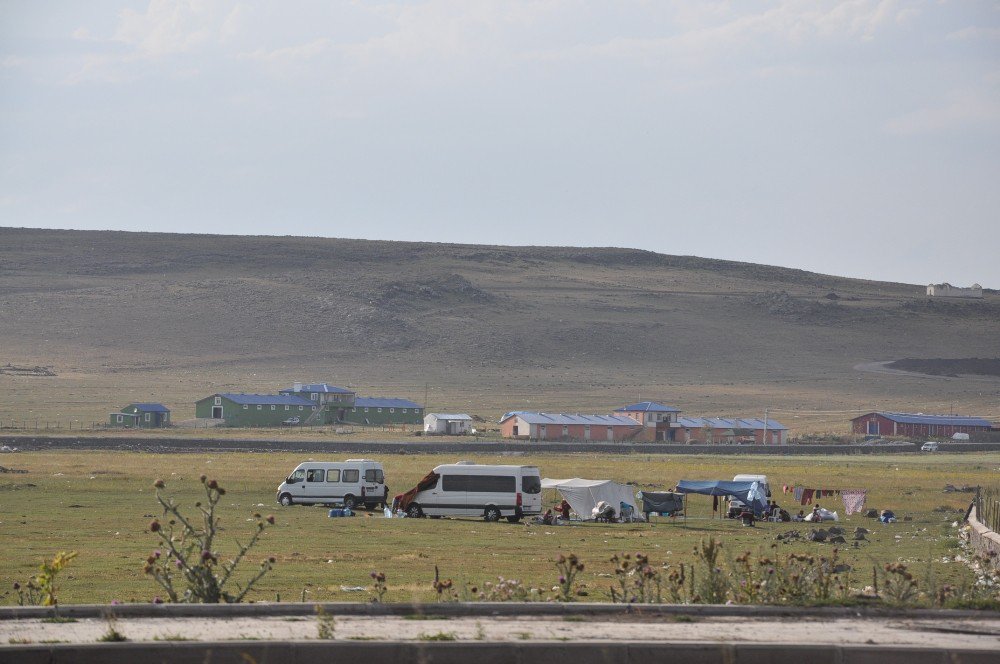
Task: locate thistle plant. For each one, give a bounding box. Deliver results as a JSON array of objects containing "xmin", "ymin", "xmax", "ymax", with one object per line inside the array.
[
  {"xmin": 609, "ymin": 553, "xmax": 662, "ymax": 604},
  {"xmin": 881, "ymin": 563, "xmax": 918, "ymax": 604},
  {"xmin": 143, "ymin": 477, "xmax": 276, "ymax": 603},
  {"xmin": 554, "ymin": 553, "xmax": 585, "ymax": 602},
  {"xmin": 369, "ymin": 571, "xmax": 387, "ymax": 603},
  {"xmin": 14, "ymin": 551, "xmax": 77, "ymax": 608}
]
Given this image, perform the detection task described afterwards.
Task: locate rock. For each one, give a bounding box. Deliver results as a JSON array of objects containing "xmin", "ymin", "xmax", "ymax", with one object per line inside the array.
[
  {"xmin": 827, "ymin": 526, "xmax": 844, "ymax": 536},
  {"xmin": 903, "ymin": 516, "xmax": 912, "ymax": 522},
  {"xmin": 853, "ymin": 532, "xmax": 867, "ymax": 541},
  {"xmin": 833, "ymin": 563, "xmax": 852, "ymax": 573},
  {"xmin": 807, "ymin": 529, "xmax": 828, "ymax": 542},
  {"xmin": 864, "ymin": 509, "xmax": 879, "ymax": 518},
  {"xmin": 829, "ymin": 535, "xmax": 846, "ymax": 544},
  {"xmin": 854, "ymin": 527, "xmax": 869, "ymax": 535}
]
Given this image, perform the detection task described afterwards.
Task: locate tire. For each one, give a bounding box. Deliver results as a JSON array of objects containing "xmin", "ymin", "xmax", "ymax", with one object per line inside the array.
[
  {"xmin": 407, "ymin": 504, "xmax": 423, "ymax": 519},
  {"xmin": 484, "ymin": 507, "xmax": 501, "ymax": 522},
  {"xmin": 506, "ymin": 515, "xmax": 521, "ymax": 524},
  {"xmin": 343, "ymin": 495, "xmax": 356, "ymax": 509},
  {"xmin": 279, "ymin": 493, "xmax": 293, "ymax": 507}
]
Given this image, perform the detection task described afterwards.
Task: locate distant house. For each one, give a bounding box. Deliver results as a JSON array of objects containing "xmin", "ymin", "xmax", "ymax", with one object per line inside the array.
[
  {"xmin": 279, "ymin": 382, "xmax": 357, "ymax": 423},
  {"xmin": 926, "ymin": 283, "xmax": 983, "ymax": 298},
  {"xmin": 195, "ymin": 393, "xmax": 317, "ymax": 427},
  {"xmin": 614, "ymin": 401, "xmax": 681, "ymax": 441},
  {"xmin": 424, "ymin": 413, "xmax": 473, "ymax": 435},
  {"xmin": 346, "ymin": 397, "xmax": 423, "ymax": 426},
  {"xmin": 851, "ymin": 411, "xmax": 992, "ymax": 438},
  {"xmin": 673, "ymin": 417, "xmax": 788, "ymax": 445},
  {"xmin": 109, "ymin": 403, "xmax": 170, "ymax": 428},
  {"xmin": 499, "ymin": 412, "xmax": 644, "ymax": 442}
]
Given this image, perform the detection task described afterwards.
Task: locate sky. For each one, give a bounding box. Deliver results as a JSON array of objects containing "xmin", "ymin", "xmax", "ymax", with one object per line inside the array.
[{"xmin": 1, "ymin": 1, "xmax": 999, "ymax": 287}]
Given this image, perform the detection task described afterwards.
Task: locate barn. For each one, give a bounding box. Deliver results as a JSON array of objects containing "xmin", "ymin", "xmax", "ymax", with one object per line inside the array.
[
  {"xmin": 195, "ymin": 393, "xmax": 318, "ymax": 427},
  {"xmin": 851, "ymin": 412, "xmax": 993, "ymax": 438},
  {"xmin": 673, "ymin": 417, "xmax": 789, "ymax": 445},
  {"xmin": 499, "ymin": 412, "xmax": 644, "ymax": 442},
  {"xmin": 424, "ymin": 413, "xmax": 473, "ymax": 435}
]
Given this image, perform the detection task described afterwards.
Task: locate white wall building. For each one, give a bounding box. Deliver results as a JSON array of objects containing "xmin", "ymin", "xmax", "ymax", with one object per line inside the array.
[
  {"xmin": 424, "ymin": 413, "xmax": 473, "ymax": 435},
  {"xmin": 926, "ymin": 283, "xmax": 983, "ymax": 298}
]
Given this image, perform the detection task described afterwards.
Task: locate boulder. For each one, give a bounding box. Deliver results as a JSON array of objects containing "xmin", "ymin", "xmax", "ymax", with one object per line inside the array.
[
  {"xmin": 827, "ymin": 526, "xmax": 844, "ymax": 536},
  {"xmin": 829, "ymin": 535, "xmax": 846, "ymax": 544},
  {"xmin": 807, "ymin": 529, "xmax": 828, "ymax": 542},
  {"xmin": 864, "ymin": 509, "xmax": 879, "ymax": 518}
]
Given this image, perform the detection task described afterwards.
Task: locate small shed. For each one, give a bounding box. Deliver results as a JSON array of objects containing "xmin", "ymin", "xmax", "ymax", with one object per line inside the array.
[
  {"xmin": 110, "ymin": 403, "xmax": 170, "ymax": 428},
  {"xmin": 424, "ymin": 413, "xmax": 473, "ymax": 435}
]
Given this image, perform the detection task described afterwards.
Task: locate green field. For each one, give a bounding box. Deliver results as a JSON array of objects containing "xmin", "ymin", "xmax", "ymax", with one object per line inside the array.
[{"xmin": 1, "ymin": 451, "xmax": 994, "ymax": 605}]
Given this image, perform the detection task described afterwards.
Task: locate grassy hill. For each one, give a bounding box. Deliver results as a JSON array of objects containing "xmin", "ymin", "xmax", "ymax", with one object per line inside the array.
[{"xmin": 1, "ymin": 227, "xmax": 997, "ymax": 433}]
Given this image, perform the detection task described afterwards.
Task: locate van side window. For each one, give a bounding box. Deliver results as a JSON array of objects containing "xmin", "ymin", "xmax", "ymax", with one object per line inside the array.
[
  {"xmin": 467, "ymin": 475, "xmax": 516, "ymax": 493},
  {"xmin": 343, "ymin": 469, "xmax": 359, "ymax": 483},
  {"xmin": 290, "ymin": 469, "xmax": 305, "ymax": 482},
  {"xmin": 521, "ymin": 475, "xmax": 541, "ymax": 494},
  {"xmin": 306, "ymin": 469, "xmax": 325, "ymax": 482},
  {"xmin": 364, "ymin": 469, "xmax": 384, "ymax": 483},
  {"xmin": 326, "ymin": 469, "xmax": 341, "ymax": 483},
  {"xmin": 442, "ymin": 475, "xmax": 467, "ymax": 491}
]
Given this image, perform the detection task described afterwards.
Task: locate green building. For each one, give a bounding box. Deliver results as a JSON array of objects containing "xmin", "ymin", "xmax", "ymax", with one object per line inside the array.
[
  {"xmin": 195, "ymin": 393, "xmax": 319, "ymax": 427},
  {"xmin": 278, "ymin": 383, "xmax": 423, "ymax": 426},
  {"xmin": 109, "ymin": 403, "xmax": 170, "ymax": 428}
]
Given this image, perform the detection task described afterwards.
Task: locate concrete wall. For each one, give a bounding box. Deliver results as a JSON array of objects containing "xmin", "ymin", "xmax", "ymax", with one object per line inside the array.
[{"xmin": 967, "ymin": 504, "xmax": 1000, "ymax": 572}]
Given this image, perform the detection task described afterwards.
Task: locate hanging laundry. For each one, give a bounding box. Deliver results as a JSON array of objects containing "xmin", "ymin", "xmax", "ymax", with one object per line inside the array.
[
  {"xmin": 712, "ymin": 495, "xmax": 719, "ymax": 512},
  {"xmin": 783, "ymin": 484, "xmax": 789, "ymax": 495},
  {"xmin": 800, "ymin": 488, "xmax": 814, "ymax": 505},
  {"xmin": 793, "ymin": 486, "xmax": 803, "ymax": 502},
  {"xmin": 841, "ymin": 489, "xmax": 867, "ymax": 515}
]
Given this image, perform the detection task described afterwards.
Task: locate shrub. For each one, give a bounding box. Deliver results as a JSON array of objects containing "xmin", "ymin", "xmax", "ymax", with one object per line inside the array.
[
  {"xmin": 14, "ymin": 551, "xmax": 77, "ymax": 609},
  {"xmin": 143, "ymin": 477, "xmax": 276, "ymax": 603}
]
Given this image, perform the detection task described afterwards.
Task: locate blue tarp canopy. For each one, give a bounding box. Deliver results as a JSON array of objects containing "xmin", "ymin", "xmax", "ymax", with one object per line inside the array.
[{"xmin": 675, "ymin": 480, "xmax": 767, "ymax": 515}]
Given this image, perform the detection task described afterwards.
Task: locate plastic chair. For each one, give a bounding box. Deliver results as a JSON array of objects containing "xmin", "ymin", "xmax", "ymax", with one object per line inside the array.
[{"xmin": 619, "ymin": 502, "xmax": 635, "ymax": 523}]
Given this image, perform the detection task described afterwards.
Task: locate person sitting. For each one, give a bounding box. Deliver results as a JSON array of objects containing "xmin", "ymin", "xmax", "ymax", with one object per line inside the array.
[
  {"xmin": 739, "ymin": 510, "xmax": 756, "ymax": 527},
  {"xmin": 880, "ymin": 509, "xmax": 896, "ymax": 524},
  {"xmin": 792, "ymin": 509, "xmax": 806, "ymax": 522},
  {"xmin": 542, "ymin": 509, "xmax": 554, "ymax": 525},
  {"xmin": 779, "ymin": 508, "xmax": 791, "ymax": 522},
  {"xmin": 559, "ymin": 499, "xmax": 571, "ymax": 521},
  {"xmin": 810, "ymin": 505, "xmax": 823, "ymax": 522}
]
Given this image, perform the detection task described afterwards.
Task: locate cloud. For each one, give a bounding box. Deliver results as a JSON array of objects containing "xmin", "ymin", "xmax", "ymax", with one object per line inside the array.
[
  {"xmin": 112, "ymin": 0, "xmax": 232, "ymax": 57},
  {"xmin": 947, "ymin": 26, "xmax": 1000, "ymax": 41},
  {"xmin": 885, "ymin": 87, "xmax": 1000, "ymax": 135}
]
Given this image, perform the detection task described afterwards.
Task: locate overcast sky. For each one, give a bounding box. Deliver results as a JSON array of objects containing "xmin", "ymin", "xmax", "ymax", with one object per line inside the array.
[{"xmin": 2, "ymin": 1, "xmax": 998, "ymax": 287}]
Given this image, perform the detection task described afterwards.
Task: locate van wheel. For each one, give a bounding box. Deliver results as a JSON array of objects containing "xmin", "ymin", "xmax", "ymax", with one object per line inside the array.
[
  {"xmin": 506, "ymin": 516, "xmax": 521, "ymax": 524},
  {"xmin": 343, "ymin": 495, "xmax": 356, "ymax": 509},
  {"xmin": 484, "ymin": 507, "xmax": 501, "ymax": 522},
  {"xmin": 279, "ymin": 493, "xmax": 293, "ymax": 507},
  {"xmin": 407, "ymin": 504, "xmax": 423, "ymax": 519}
]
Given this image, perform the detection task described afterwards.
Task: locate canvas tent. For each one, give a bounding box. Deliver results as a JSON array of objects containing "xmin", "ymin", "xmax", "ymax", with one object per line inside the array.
[
  {"xmin": 541, "ymin": 478, "xmax": 637, "ymax": 520},
  {"xmin": 675, "ymin": 480, "xmax": 768, "ymax": 516}
]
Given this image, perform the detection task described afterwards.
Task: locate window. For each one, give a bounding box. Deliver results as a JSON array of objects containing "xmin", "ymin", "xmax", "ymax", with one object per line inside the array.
[
  {"xmin": 298, "ymin": 406, "xmax": 304, "ymax": 411},
  {"xmin": 271, "ymin": 405, "xmax": 276, "ymax": 411},
  {"xmin": 562, "ymin": 425, "xmax": 568, "ymax": 436},
  {"xmin": 467, "ymin": 475, "xmax": 516, "ymax": 493},
  {"xmin": 214, "ymin": 397, "xmax": 221, "ymax": 405},
  {"xmin": 364, "ymin": 407, "xmax": 369, "ymax": 413},
  {"xmin": 377, "ymin": 408, "xmax": 382, "ymax": 413},
  {"xmin": 243, "ymin": 404, "xmax": 248, "ymax": 410},
  {"xmin": 306, "ymin": 469, "xmax": 325, "ymax": 482},
  {"xmin": 311, "ymin": 393, "xmax": 318, "ymax": 401},
  {"xmin": 402, "ymin": 409, "xmax": 408, "ymax": 413},
  {"xmin": 521, "ymin": 475, "xmax": 541, "ymax": 494},
  {"xmin": 352, "ymin": 407, "xmax": 357, "ymax": 412},
  {"xmin": 290, "ymin": 469, "xmax": 305, "ymax": 482},
  {"xmin": 285, "ymin": 405, "xmax": 289, "ymax": 411},
  {"xmin": 540, "ymin": 425, "xmax": 547, "ymax": 437},
  {"xmin": 257, "ymin": 405, "xmax": 262, "ymax": 411},
  {"xmin": 326, "ymin": 469, "xmax": 341, "ymax": 483},
  {"xmin": 364, "ymin": 469, "xmax": 384, "ymax": 483},
  {"xmin": 116, "ymin": 414, "xmax": 123, "ymax": 423},
  {"xmin": 442, "ymin": 475, "xmax": 467, "ymax": 492},
  {"xmin": 145, "ymin": 413, "xmax": 151, "ymax": 422},
  {"xmin": 312, "ymin": 406, "xmax": 317, "ymax": 411},
  {"xmin": 342, "ymin": 469, "xmax": 359, "ymax": 483},
  {"xmin": 389, "ymin": 408, "xmax": 395, "ymax": 413}
]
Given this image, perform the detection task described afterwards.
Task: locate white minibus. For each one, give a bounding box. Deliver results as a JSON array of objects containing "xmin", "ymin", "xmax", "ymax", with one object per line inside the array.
[
  {"xmin": 401, "ymin": 462, "xmax": 542, "ymax": 522},
  {"xmin": 276, "ymin": 459, "xmax": 386, "ymax": 510}
]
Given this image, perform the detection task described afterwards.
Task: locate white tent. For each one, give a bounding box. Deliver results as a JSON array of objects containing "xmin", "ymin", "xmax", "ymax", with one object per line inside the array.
[{"xmin": 541, "ymin": 478, "xmax": 637, "ymax": 520}]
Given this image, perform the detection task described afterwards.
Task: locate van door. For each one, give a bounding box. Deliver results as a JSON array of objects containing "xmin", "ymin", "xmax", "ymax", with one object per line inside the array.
[
  {"xmin": 325, "ymin": 467, "xmax": 343, "ymax": 502},
  {"xmin": 426, "ymin": 474, "xmax": 465, "ymax": 516},
  {"xmin": 301, "ymin": 467, "xmax": 328, "ymax": 504},
  {"xmin": 520, "ymin": 473, "xmax": 542, "ymax": 515},
  {"xmin": 362, "ymin": 465, "xmax": 384, "ymax": 506},
  {"xmin": 341, "ymin": 467, "xmax": 361, "ymax": 505},
  {"xmin": 467, "ymin": 474, "xmax": 517, "ymax": 517}
]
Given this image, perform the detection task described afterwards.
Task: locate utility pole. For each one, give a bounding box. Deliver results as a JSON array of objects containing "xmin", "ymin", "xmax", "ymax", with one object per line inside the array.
[
  {"xmin": 424, "ymin": 382, "xmax": 429, "ymax": 412},
  {"xmin": 761, "ymin": 408, "xmax": 769, "ymax": 446}
]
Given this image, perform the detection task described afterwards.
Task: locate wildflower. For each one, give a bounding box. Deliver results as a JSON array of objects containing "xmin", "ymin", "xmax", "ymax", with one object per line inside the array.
[
  {"xmin": 268, "ymin": 557, "xmax": 277, "ymax": 564},
  {"xmin": 266, "ymin": 515, "xmax": 275, "ymax": 525},
  {"xmin": 200, "ymin": 475, "xmax": 207, "ymax": 483},
  {"xmin": 12, "ymin": 583, "xmax": 20, "ymax": 590},
  {"xmin": 208, "ymin": 480, "xmax": 219, "ymax": 490},
  {"xmin": 153, "ymin": 479, "xmax": 165, "ymax": 489},
  {"xmin": 149, "ymin": 520, "xmax": 161, "ymax": 532},
  {"xmin": 152, "ymin": 597, "xmax": 163, "ymax": 604}
]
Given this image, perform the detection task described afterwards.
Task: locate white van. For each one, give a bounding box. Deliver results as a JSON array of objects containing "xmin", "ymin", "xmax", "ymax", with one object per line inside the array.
[
  {"xmin": 402, "ymin": 462, "xmax": 542, "ymax": 522},
  {"xmin": 276, "ymin": 459, "xmax": 386, "ymax": 509},
  {"xmin": 727, "ymin": 474, "xmax": 771, "ymax": 517}
]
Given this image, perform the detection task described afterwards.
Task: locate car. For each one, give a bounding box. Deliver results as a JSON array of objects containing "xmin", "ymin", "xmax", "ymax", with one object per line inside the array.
[
  {"xmin": 281, "ymin": 416, "xmax": 300, "ymax": 426},
  {"xmin": 921, "ymin": 442, "xmax": 940, "ymax": 452}
]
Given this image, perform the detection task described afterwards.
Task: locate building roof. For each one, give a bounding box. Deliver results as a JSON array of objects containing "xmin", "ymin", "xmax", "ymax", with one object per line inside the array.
[
  {"xmin": 854, "ymin": 411, "xmax": 992, "ymax": 427},
  {"xmin": 213, "ymin": 393, "xmax": 315, "ymax": 406},
  {"xmin": 427, "ymin": 413, "xmax": 473, "ymax": 420},
  {"xmin": 614, "ymin": 401, "xmax": 681, "ymax": 413},
  {"xmin": 355, "ymin": 397, "xmax": 422, "ymax": 409},
  {"xmin": 279, "ymin": 383, "xmax": 354, "ymax": 394},
  {"xmin": 500, "ymin": 412, "xmax": 642, "ymax": 426},
  {"xmin": 127, "ymin": 403, "xmax": 170, "ymax": 413},
  {"xmin": 675, "ymin": 417, "xmax": 788, "ymax": 431}
]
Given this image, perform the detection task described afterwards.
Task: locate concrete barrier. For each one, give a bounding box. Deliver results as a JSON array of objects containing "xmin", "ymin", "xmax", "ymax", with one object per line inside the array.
[
  {"xmin": 4, "ymin": 639, "xmax": 997, "ymax": 664},
  {"xmin": 967, "ymin": 504, "xmax": 1000, "ymax": 572}
]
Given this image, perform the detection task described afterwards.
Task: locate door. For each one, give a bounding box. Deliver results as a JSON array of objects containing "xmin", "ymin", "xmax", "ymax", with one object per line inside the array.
[
  {"xmin": 867, "ymin": 420, "xmax": 878, "ymax": 435},
  {"xmin": 212, "ymin": 406, "xmax": 223, "ymax": 419},
  {"xmin": 301, "ymin": 468, "xmax": 328, "ymax": 503},
  {"xmin": 607, "ymin": 426, "xmax": 614, "ymax": 441},
  {"xmin": 426, "ymin": 474, "xmax": 465, "ymax": 516}
]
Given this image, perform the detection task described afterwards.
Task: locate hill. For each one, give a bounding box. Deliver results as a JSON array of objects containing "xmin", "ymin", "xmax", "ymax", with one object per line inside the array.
[{"xmin": 1, "ymin": 227, "xmax": 997, "ymax": 433}]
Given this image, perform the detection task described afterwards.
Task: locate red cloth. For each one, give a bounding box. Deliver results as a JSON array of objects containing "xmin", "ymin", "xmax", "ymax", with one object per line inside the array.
[
  {"xmin": 800, "ymin": 489, "xmax": 814, "ymax": 505},
  {"xmin": 396, "ymin": 471, "xmax": 440, "ymax": 512}
]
